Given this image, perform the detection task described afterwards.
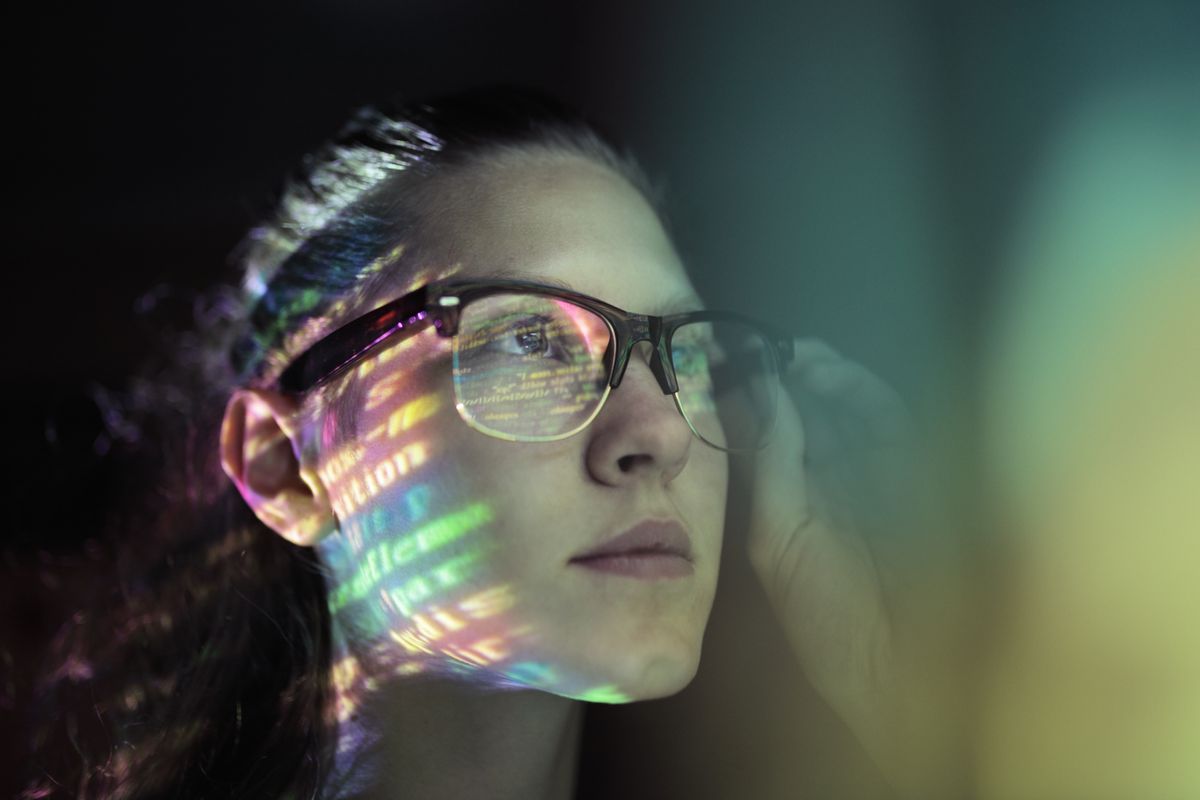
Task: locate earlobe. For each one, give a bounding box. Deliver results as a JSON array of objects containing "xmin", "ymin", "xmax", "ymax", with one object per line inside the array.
[{"xmin": 219, "ymin": 389, "xmax": 337, "ymax": 547}]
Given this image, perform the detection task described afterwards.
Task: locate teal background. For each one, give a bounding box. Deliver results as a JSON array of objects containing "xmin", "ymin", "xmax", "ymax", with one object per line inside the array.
[{"xmin": 6, "ymin": 2, "xmax": 1199, "ymax": 796}]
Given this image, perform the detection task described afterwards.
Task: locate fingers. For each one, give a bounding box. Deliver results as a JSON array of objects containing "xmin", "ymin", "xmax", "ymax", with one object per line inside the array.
[
  {"xmin": 781, "ymin": 339, "xmax": 940, "ymax": 591},
  {"xmin": 785, "ymin": 339, "xmax": 926, "ymax": 530},
  {"xmin": 787, "ymin": 337, "xmax": 918, "ymax": 450}
]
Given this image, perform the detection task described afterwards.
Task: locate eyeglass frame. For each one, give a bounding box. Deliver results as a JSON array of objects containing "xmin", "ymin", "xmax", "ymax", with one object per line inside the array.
[{"xmin": 274, "ymin": 278, "xmax": 796, "ymax": 451}]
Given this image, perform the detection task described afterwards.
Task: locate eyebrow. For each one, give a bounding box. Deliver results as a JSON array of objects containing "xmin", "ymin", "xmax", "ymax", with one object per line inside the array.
[{"xmin": 483, "ymin": 268, "xmax": 705, "ymax": 314}]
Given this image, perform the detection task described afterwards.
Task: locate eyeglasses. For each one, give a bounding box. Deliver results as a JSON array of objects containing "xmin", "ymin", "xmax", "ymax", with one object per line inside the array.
[{"xmin": 275, "ymin": 279, "xmax": 795, "ymax": 452}]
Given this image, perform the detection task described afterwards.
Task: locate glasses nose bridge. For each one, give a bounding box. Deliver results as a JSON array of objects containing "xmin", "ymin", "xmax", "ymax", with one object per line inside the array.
[{"xmin": 608, "ymin": 314, "xmax": 678, "ymax": 394}]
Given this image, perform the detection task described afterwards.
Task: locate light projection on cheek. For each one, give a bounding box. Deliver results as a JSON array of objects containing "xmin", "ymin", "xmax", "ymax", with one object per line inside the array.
[{"xmin": 314, "ymin": 336, "xmax": 631, "ymax": 731}]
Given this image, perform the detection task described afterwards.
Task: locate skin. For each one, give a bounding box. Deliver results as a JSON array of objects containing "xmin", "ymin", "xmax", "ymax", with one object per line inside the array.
[
  {"xmin": 221, "ymin": 146, "xmax": 962, "ymax": 798},
  {"xmin": 224, "ymin": 149, "xmax": 727, "ymax": 798}
]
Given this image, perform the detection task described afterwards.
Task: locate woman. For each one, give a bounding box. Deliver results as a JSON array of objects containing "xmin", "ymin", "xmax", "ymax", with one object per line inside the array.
[{"xmin": 27, "ymin": 86, "xmax": 957, "ymax": 799}]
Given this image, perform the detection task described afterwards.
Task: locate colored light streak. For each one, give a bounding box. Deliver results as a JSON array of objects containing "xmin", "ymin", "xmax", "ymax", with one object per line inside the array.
[
  {"xmin": 317, "ymin": 442, "xmax": 369, "ymax": 487},
  {"xmin": 501, "ymin": 661, "xmax": 557, "ymax": 688},
  {"xmin": 576, "ymin": 685, "xmax": 630, "ymax": 704},
  {"xmin": 355, "ymin": 583, "xmax": 528, "ymax": 678},
  {"xmin": 336, "ymin": 390, "xmax": 438, "ymax": 460},
  {"xmin": 456, "ymin": 584, "xmax": 515, "ymax": 620},
  {"xmin": 379, "ymin": 546, "xmax": 490, "ymax": 618},
  {"xmin": 350, "ymin": 314, "xmax": 453, "ymax": 391},
  {"xmin": 329, "ymin": 564, "xmax": 639, "ymax": 731},
  {"xmin": 328, "ymin": 441, "xmax": 430, "ymax": 518},
  {"xmin": 330, "ymin": 653, "xmax": 366, "ymax": 724},
  {"xmin": 378, "ymin": 585, "xmax": 515, "ymax": 648},
  {"xmin": 383, "ymin": 394, "xmax": 440, "ymax": 437},
  {"xmin": 363, "ymin": 356, "xmax": 423, "ymax": 413},
  {"xmin": 343, "ymin": 485, "xmax": 430, "ymax": 553},
  {"xmin": 327, "ymin": 503, "xmax": 493, "ymax": 612},
  {"xmin": 318, "ymin": 392, "xmax": 440, "ymax": 486},
  {"xmin": 555, "ymin": 298, "xmax": 608, "ymax": 360},
  {"xmin": 443, "ymin": 633, "xmax": 515, "ymax": 666}
]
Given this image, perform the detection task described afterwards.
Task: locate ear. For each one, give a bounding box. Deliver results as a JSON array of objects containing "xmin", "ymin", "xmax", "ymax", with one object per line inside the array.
[{"xmin": 220, "ymin": 388, "xmax": 337, "ymax": 547}]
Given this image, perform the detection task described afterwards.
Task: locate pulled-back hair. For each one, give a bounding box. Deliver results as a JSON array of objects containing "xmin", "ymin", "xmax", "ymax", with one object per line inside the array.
[{"xmin": 23, "ymin": 86, "xmax": 659, "ymax": 800}]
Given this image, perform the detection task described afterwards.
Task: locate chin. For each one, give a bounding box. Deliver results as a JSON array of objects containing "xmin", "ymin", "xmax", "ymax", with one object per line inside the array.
[
  {"xmin": 581, "ymin": 639, "xmax": 703, "ymax": 703},
  {"xmin": 624, "ymin": 656, "xmax": 700, "ymax": 701}
]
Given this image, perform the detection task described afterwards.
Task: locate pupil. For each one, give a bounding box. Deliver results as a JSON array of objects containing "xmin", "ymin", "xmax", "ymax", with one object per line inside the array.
[{"xmin": 515, "ymin": 327, "xmax": 546, "ymax": 354}]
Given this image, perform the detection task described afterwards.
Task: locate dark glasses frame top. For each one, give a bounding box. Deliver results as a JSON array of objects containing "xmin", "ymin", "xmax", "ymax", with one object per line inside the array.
[{"xmin": 275, "ymin": 279, "xmax": 796, "ymax": 396}]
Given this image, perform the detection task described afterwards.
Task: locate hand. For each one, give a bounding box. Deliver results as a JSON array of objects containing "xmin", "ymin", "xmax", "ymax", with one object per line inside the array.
[{"xmin": 735, "ymin": 339, "xmax": 964, "ymax": 797}]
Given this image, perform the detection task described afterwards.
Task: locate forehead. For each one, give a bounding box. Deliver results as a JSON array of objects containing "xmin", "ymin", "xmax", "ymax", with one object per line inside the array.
[{"xmin": 424, "ymin": 149, "xmax": 701, "ymax": 314}]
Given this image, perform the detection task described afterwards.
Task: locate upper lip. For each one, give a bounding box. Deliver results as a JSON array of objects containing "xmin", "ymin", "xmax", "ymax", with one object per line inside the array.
[{"xmin": 570, "ymin": 519, "xmax": 693, "ymax": 562}]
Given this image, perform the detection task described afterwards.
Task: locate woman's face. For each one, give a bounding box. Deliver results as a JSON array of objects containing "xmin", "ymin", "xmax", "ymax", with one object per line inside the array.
[{"xmin": 313, "ymin": 150, "xmax": 728, "ymax": 702}]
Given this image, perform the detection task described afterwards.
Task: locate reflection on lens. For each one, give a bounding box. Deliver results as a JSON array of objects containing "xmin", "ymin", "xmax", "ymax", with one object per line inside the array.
[
  {"xmin": 453, "ymin": 294, "xmax": 612, "ymax": 440},
  {"xmin": 671, "ymin": 319, "xmax": 777, "ymax": 451}
]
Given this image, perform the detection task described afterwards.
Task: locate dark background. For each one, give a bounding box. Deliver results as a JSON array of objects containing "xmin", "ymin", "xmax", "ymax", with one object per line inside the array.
[{"xmin": 5, "ymin": 1, "xmax": 1199, "ymax": 796}]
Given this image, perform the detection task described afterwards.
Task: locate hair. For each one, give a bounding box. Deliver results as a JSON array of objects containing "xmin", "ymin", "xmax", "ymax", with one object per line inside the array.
[{"xmin": 23, "ymin": 86, "xmax": 662, "ymax": 799}]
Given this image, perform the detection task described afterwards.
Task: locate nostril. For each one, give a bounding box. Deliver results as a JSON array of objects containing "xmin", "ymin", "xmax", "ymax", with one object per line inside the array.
[{"xmin": 617, "ymin": 454, "xmax": 649, "ymax": 473}]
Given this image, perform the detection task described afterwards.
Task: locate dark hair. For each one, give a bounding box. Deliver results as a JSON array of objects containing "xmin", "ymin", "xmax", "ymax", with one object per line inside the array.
[{"xmin": 24, "ymin": 86, "xmax": 659, "ymax": 799}]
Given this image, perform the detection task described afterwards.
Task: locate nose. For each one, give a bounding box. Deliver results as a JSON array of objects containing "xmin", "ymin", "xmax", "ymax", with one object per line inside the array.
[{"xmin": 585, "ymin": 342, "xmax": 693, "ymax": 486}]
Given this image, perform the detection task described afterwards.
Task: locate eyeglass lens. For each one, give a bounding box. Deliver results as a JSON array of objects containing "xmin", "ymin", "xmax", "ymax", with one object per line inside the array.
[
  {"xmin": 670, "ymin": 319, "xmax": 778, "ymax": 450},
  {"xmin": 451, "ymin": 292, "xmax": 777, "ymax": 450}
]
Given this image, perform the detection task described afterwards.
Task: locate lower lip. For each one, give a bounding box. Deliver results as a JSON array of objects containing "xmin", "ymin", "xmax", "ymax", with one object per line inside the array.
[{"xmin": 569, "ymin": 553, "xmax": 694, "ymax": 579}]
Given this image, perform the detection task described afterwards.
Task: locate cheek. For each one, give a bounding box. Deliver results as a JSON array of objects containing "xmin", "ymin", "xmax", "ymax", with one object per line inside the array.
[
  {"xmin": 316, "ymin": 342, "xmax": 729, "ymax": 692},
  {"xmin": 318, "ymin": 363, "xmax": 560, "ymax": 675},
  {"xmin": 687, "ymin": 449, "xmax": 729, "ymax": 550}
]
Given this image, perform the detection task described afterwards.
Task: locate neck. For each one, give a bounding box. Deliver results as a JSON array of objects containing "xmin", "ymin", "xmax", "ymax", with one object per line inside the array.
[{"xmin": 328, "ymin": 619, "xmax": 584, "ymax": 800}]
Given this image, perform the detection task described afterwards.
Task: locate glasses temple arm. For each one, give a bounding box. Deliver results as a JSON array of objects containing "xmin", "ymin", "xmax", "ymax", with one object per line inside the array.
[{"xmin": 277, "ymin": 288, "xmax": 432, "ymax": 393}]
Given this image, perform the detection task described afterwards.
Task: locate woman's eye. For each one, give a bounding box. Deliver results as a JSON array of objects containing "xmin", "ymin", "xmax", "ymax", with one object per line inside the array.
[
  {"xmin": 495, "ymin": 317, "xmax": 556, "ymax": 357},
  {"xmin": 512, "ymin": 326, "xmax": 550, "ymax": 355}
]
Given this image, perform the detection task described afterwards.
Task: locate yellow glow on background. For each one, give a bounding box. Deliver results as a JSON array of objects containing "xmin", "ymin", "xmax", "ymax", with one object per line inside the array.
[{"xmin": 979, "ymin": 85, "xmax": 1200, "ymax": 798}]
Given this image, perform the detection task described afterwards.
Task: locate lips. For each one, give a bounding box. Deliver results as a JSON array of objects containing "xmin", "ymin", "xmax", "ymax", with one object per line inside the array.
[{"xmin": 570, "ymin": 519, "xmax": 693, "ymax": 563}]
